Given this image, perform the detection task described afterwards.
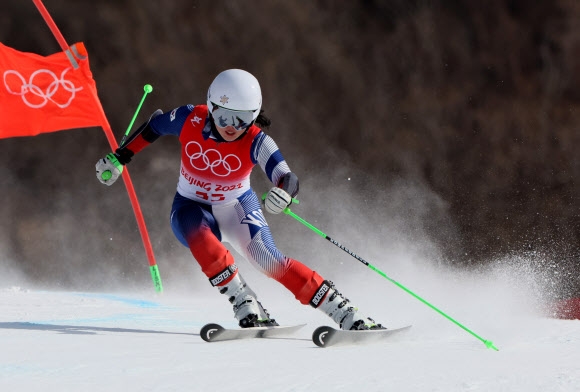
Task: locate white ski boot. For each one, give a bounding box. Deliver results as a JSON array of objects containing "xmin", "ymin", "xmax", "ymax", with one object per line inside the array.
[
  {"xmin": 218, "ymin": 269, "xmax": 278, "ymax": 328},
  {"xmin": 314, "ymin": 281, "xmax": 384, "ymax": 330}
]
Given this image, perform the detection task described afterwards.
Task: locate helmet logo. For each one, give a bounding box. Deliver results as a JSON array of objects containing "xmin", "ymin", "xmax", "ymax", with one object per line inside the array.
[{"xmin": 219, "ymin": 95, "xmax": 229, "ymax": 105}]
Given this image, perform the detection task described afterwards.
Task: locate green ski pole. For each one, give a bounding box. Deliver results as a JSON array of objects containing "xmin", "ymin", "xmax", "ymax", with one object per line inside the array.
[
  {"xmin": 269, "ymin": 195, "xmax": 498, "ymax": 351},
  {"xmin": 120, "ymin": 84, "xmax": 153, "ymax": 147},
  {"xmin": 99, "ymin": 84, "xmax": 154, "ymax": 182},
  {"xmin": 128, "ymin": 84, "xmax": 162, "ymax": 293},
  {"xmin": 101, "ymin": 84, "xmax": 163, "ymax": 293}
]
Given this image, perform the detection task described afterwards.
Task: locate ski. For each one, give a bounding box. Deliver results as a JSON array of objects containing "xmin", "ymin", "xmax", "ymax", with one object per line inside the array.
[
  {"xmin": 312, "ymin": 325, "xmax": 412, "ymax": 348},
  {"xmin": 200, "ymin": 323, "xmax": 306, "ymax": 342}
]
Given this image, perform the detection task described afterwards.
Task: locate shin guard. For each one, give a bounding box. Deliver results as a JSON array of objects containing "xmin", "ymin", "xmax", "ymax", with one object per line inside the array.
[
  {"xmin": 187, "ymin": 226, "xmax": 236, "ymax": 286},
  {"xmin": 277, "ymin": 258, "xmax": 326, "ymax": 305}
]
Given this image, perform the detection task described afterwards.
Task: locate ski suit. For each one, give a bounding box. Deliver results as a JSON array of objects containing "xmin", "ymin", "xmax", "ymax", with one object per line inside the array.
[{"xmin": 119, "ymin": 104, "xmax": 325, "ymax": 305}]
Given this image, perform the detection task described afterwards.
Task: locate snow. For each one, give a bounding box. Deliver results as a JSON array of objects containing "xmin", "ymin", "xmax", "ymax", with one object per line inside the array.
[{"xmin": 1, "ymin": 264, "xmax": 579, "ymax": 392}]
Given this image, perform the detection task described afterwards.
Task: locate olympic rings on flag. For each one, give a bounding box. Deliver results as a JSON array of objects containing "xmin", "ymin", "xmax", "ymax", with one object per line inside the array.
[{"xmin": 3, "ymin": 67, "xmax": 83, "ymax": 109}]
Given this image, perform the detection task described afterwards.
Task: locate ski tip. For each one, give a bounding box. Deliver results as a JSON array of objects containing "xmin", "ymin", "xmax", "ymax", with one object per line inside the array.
[
  {"xmin": 312, "ymin": 325, "xmax": 336, "ymax": 348},
  {"xmin": 312, "ymin": 324, "xmax": 413, "ymax": 348},
  {"xmin": 200, "ymin": 323, "xmax": 225, "ymax": 342}
]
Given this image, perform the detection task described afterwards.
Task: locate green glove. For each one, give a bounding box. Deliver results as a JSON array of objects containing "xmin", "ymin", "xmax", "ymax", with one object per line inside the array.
[{"xmin": 96, "ymin": 153, "xmax": 124, "ymax": 186}]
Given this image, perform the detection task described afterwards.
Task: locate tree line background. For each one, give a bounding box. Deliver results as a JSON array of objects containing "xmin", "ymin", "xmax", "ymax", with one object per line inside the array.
[{"xmin": 0, "ymin": 0, "xmax": 578, "ymax": 299}]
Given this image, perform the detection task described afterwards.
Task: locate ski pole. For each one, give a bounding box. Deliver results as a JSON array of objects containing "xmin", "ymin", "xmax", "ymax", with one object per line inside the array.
[
  {"xmin": 120, "ymin": 84, "xmax": 153, "ymax": 147},
  {"xmin": 126, "ymin": 84, "xmax": 162, "ymax": 292},
  {"xmin": 272, "ymin": 196, "xmax": 498, "ymax": 351},
  {"xmin": 100, "ymin": 83, "xmax": 154, "ymax": 182},
  {"xmin": 100, "ymin": 84, "xmax": 162, "ymax": 293}
]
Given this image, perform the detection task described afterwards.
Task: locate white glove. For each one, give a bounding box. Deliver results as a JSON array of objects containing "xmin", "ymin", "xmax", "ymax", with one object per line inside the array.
[
  {"xmin": 264, "ymin": 187, "xmax": 292, "ymax": 214},
  {"xmin": 96, "ymin": 153, "xmax": 124, "ymax": 186}
]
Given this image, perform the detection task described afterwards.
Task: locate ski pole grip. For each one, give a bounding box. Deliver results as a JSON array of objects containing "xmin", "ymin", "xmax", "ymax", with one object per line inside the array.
[
  {"xmin": 101, "ymin": 170, "xmax": 112, "ymax": 181},
  {"xmin": 260, "ymin": 192, "xmax": 299, "ymax": 205}
]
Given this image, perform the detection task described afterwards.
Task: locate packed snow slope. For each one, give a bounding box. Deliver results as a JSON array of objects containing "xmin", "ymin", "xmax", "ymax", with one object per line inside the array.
[{"xmin": 1, "ymin": 257, "xmax": 579, "ymax": 392}]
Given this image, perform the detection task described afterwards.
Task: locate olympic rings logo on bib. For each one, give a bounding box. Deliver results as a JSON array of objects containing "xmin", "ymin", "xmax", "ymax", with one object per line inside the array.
[
  {"xmin": 3, "ymin": 68, "xmax": 83, "ymax": 109},
  {"xmin": 185, "ymin": 141, "xmax": 242, "ymax": 177}
]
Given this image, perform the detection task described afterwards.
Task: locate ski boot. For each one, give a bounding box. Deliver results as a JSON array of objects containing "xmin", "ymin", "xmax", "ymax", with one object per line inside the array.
[
  {"xmin": 218, "ymin": 269, "xmax": 278, "ymax": 328},
  {"xmin": 314, "ymin": 281, "xmax": 385, "ymax": 330}
]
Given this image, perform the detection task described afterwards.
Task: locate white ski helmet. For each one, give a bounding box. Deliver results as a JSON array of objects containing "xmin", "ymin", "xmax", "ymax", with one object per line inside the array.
[{"xmin": 207, "ymin": 69, "xmax": 262, "ymax": 122}]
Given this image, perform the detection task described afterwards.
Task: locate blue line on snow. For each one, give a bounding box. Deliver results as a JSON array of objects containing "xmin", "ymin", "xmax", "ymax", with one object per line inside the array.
[{"xmin": 71, "ymin": 292, "xmax": 162, "ymax": 308}]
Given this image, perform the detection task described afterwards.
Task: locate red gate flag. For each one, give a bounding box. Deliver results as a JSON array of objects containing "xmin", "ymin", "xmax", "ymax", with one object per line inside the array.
[{"xmin": 0, "ymin": 42, "xmax": 102, "ymax": 138}]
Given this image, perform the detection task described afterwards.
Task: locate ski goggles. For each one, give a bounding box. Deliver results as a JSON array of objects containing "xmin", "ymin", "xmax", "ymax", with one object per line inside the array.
[{"xmin": 211, "ymin": 105, "xmax": 257, "ymax": 131}]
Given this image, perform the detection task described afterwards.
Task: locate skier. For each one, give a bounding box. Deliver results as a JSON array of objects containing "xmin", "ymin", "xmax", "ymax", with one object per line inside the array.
[{"xmin": 96, "ymin": 69, "xmax": 383, "ymax": 330}]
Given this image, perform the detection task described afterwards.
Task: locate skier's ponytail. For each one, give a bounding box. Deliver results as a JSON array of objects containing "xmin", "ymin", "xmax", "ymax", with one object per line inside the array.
[{"xmin": 255, "ymin": 109, "xmax": 271, "ymax": 129}]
